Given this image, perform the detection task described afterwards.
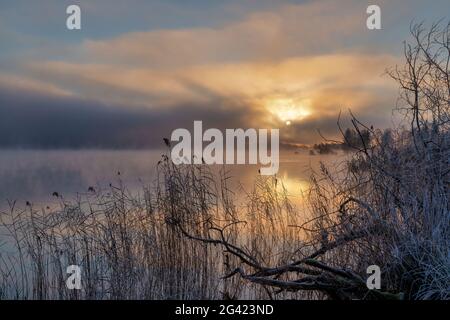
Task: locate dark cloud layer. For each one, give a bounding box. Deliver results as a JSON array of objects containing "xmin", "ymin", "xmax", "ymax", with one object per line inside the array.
[
  {"xmin": 0, "ymin": 86, "xmax": 258, "ymax": 149},
  {"xmin": 0, "ymin": 84, "xmax": 395, "ymax": 149}
]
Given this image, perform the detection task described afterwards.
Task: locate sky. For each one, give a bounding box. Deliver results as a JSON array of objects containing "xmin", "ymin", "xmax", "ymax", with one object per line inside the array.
[{"xmin": 0, "ymin": 0, "xmax": 449, "ymax": 149}]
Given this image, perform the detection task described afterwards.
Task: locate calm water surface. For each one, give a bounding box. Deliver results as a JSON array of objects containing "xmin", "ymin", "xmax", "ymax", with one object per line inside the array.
[{"xmin": 0, "ymin": 149, "xmax": 343, "ymax": 209}]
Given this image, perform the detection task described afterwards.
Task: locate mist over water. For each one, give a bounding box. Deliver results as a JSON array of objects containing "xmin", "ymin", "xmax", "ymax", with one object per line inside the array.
[
  {"xmin": 0, "ymin": 149, "xmax": 339, "ymax": 209},
  {"xmin": 0, "ymin": 150, "xmax": 158, "ymax": 207}
]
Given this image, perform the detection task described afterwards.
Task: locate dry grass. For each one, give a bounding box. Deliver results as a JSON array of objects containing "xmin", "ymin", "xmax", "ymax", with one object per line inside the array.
[{"xmin": 0, "ymin": 160, "xmax": 305, "ymax": 299}]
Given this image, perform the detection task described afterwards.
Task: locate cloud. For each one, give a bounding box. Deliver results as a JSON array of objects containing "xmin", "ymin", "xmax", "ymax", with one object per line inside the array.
[
  {"xmin": 81, "ymin": 0, "xmax": 370, "ymax": 68},
  {"xmin": 23, "ymin": 53, "xmax": 399, "ymax": 138},
  {"xmin": 0, "ymin": 73, "xmax": 73, "ymax": 97},
  {"xmin": 0, "ymin": 51, "xmax": 397, "ymax": 148},
  {"xmin": 0, "ymin": 83, "xmax": 264, "ymax": 149},
  {"xmin": 2, "ymin": 0, "xmax": 428, "ymax": 148}
]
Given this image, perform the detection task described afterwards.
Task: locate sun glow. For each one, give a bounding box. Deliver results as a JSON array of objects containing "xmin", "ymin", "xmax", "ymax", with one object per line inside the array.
[{"xmin": 266, "ymin": 98, "xmax": 311, "ymax": 123}]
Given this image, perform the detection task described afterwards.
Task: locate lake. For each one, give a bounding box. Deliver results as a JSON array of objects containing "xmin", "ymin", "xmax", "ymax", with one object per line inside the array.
[{"xmin": 0, "ymin": 149, "xmax": 342, "ymax": 210}]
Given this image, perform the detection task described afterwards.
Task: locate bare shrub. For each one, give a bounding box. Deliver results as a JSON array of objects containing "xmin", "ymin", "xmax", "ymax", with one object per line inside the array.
[{"xmin": 166, "ymin": 22, "xmax": 450, "ymax": 300}]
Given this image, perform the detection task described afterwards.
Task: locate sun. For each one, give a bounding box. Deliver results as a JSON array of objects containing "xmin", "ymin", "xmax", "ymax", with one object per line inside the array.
[{"xmin": 266, "ymin": 98, "xmax": 311, "ymax": 124}]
